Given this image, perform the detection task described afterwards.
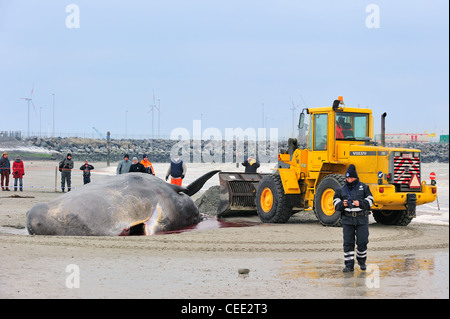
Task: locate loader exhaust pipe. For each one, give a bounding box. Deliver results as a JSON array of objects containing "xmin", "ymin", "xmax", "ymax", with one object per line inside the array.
[{"xmin": 381, "ymin": 112, "xmax": 387, "ymax": 147}]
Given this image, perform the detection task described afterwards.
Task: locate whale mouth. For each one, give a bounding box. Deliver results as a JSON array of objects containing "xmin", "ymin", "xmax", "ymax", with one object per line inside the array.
[
  {"xmin": 119, "ymin": 203, "xmax": 163, "ymax": 236},
  {"xmin": 119, "ymin": 217, "xmax": 150, "ymax": 236}
]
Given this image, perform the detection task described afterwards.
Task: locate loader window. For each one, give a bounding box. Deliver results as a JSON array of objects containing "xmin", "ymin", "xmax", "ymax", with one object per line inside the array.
[
  {"xmin": 313, "ymin": 114, "xmax": 328, "ymax": 150},
  {"xmin": 336, "ymin": 113, "xmax": 369, "ymax": 140}
]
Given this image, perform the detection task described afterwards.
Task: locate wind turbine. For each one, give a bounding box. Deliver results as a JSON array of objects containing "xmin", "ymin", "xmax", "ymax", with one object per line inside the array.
[
  {"xmin": 20, "ymin": 85, "xmax": 37, "ymax": 137},
  {"xmin": 148, "ymin": 89, "xmax": 160, "ymax": 139},
  {"xmin": 290, "ymin": 97, "xmax": 300, "ymax": 138}
]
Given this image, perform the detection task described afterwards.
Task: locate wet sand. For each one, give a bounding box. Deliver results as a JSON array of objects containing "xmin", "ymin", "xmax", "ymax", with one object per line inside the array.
[{"xmin": 0, "ymin": 161, "xmax": 448, "ymax": 298}]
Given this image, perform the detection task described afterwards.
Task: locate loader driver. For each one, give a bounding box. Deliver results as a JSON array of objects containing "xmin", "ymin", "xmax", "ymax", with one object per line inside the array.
[
  {"xmin": 336, "ymin": 118, "xmax": 345, "ymax": 139},
  {"xmin": 333, "ymin": 164, "xmax": 374, "ymax": 272}
]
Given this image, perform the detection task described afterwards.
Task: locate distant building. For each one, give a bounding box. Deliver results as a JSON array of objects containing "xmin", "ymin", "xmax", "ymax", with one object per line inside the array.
[
  {"xmin": 0, "ymin": 131, "xmax": 22, "ymax": 141},
  {"xmin": 375, "ymin": 132, "xmax": 436, "ymax": 144}
]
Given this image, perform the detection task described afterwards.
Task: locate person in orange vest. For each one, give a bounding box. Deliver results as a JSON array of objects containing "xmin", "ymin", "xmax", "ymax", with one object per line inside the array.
[
  {"xmin": 140, "ymin": 154, "xmax": 155, "ymax": 175},
  {"xmin": 165, "ymin": 156, "xmax": 187, "ymax": 186}
]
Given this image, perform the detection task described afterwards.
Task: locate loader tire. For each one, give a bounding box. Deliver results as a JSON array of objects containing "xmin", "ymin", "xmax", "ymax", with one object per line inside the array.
[
  {"xmin": 314, "ymin": 174, "xmax": 346, "ymax": 226},
  {"xmin": 256, "ymin": 175, "xmax": 292, "ymax": 223},
  {"xmin": 372, "ymin": 210, "xmax": 413, "ymax": 226}
]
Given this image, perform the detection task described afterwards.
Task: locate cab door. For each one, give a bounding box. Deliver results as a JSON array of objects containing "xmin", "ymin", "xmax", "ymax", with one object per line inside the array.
[{"xmin": 309, "ymin": 113, "xmax": 329, "ymax": 171}]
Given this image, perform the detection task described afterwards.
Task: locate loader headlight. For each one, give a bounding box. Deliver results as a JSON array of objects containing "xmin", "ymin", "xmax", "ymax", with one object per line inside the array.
[{"xmin": 394, "ymin": 152, "xmax": 401, "ymax": 157}]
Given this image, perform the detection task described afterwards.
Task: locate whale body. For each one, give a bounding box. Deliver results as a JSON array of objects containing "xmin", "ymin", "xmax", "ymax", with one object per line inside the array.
[{"xmin": 26, "ymin": 170, "xmax": 220, "ymax": 236}]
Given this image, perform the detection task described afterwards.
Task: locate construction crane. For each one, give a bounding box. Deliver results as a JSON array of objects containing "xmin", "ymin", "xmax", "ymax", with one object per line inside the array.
[{"xmin": 92, "ymin": 127, "xmax": 105, "ymax": 139}]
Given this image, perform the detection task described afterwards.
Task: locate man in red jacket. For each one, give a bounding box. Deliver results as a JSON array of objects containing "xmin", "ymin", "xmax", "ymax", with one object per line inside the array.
[{"xmin": 12, "ymin": 155, "xmax": 25, "ymax": 192}]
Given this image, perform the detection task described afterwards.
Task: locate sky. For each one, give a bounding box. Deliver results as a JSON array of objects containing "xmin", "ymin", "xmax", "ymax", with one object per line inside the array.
[{"xmin": 0, "ymin": 0, "xmax": 448, "ymax": 139}]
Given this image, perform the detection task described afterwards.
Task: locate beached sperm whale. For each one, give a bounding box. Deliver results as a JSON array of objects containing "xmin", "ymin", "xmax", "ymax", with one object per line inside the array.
[{"xmin": 26, "ymin": 170, "xmax": 220, "ymax": 236}]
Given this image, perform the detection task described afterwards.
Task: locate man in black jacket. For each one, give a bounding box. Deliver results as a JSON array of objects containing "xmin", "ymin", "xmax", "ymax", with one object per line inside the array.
[
  {"xmin": 80, "ymin": 160, "xmax": 94, "ymax": 184},
  {"xmin": 242, "ymin": 157, "xmax": 260, "ymax": 173},
  {"xmin": 129, "ymin": 157, "xmax": 147, "ymax": 173},
  {"xmin": 333, "ymin": 164, "xmax": 374, "ymax": 272}
]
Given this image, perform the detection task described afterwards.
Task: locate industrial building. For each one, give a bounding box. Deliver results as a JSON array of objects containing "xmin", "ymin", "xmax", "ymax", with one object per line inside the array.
[{"xmin": 375, "ymin": 132, "xmax": 436, "ymax": 144}]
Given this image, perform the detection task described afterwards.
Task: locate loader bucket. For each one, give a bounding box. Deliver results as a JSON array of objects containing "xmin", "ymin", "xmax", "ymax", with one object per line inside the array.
[{"xmin": 217, "ymin": 172, "xmax": 270, "ymax": 217}]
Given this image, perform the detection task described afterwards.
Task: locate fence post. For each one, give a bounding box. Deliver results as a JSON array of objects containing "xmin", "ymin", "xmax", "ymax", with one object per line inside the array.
[{"xmin": 107, "ymin": 131, "xmax": 111, "ymax": 166}]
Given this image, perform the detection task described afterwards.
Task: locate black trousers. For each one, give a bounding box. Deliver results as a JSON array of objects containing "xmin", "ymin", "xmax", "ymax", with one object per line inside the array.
[
  {"xmin": 342, "ymin": 214, "xmax": 369, "ymax": 268},
  {"xmin": 61, "ymin": 171, "xmax": 71, "ymax": 191}
]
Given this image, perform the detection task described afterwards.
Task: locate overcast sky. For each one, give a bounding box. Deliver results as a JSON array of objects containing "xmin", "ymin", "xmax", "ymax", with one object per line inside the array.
[{"xmin": 0, "ymin": 0, "xmax": 448, "ymax": 139}]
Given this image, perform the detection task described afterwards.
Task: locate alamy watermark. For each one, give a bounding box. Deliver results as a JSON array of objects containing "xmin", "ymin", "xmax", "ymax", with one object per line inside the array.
[
  {"xmin": 65, "ymin": 4, "xmax": 80, "ymax": 29},
  {"xmin": 365, "ymin": 264, "xmax": 380, "ymax": 288},
  {"xmin": 64, "ymin": 4, "xmax": 381, "ymax": 31},
  {"xmin": 169, "ymin": 120, "xmax": 279, "ymax": 164},
  {"xmin": 65, "ymin": 264, "xmax": 80, "ymax": 288},
  {"xmin": 365, "ymin": 4, "xmax": 380, "ymax": 29}
]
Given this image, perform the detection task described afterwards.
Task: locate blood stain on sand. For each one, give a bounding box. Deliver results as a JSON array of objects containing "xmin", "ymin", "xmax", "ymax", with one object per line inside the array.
[{"xmin": 156, "ymin": 215, "xmax": 257, "ymax": 235}]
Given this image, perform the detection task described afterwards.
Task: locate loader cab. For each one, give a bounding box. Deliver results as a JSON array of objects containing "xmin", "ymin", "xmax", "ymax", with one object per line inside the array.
[{"xmin": 299, "ymin": 98, "xmax": 374, "ymax": 170}]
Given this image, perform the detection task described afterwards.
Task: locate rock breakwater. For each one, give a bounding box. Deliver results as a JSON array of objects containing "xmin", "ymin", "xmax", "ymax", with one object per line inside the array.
[{"xmin": 4, "ymin": 137, "xmax": 448, "ymax": 163}]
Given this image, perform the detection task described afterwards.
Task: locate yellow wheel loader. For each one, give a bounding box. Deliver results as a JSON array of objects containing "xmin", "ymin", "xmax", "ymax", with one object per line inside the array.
[{"xmin": 218, "ymin": 97, "xmax": 438, "ymax": 226}]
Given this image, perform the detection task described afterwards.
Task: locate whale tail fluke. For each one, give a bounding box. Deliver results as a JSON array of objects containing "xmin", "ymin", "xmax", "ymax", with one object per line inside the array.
[
  {"xmin": 170, "ymin": 170, "xmax": 220, "ymax": 196},
  {"xmin": 186, "ymin": 170, "xmax": 220, "ymax": 196}
]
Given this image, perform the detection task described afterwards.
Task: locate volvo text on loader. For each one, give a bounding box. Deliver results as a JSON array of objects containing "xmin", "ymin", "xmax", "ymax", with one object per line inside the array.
[{"xmin": 217, "ymin": 97, "xmax": 437, "ymax": 226}]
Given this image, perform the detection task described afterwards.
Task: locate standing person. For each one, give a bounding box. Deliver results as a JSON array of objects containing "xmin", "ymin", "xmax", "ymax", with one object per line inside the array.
[
  {"xmin": 333, "ymin": 164, "xmax": 374, "ymax": 272},
  {"xmin": 116, "ymin": 154, "xmax": 132, "ymax": 175},
  {"xmin": 129, "ymin": 157, "xmax": 147, "ymax": 173},
  {"xmin": 165, "ymin": 155, "xmax": 186, "ymax": 186},
  {"xmin": 140, "ymin": 154, "xmax": 155, "ymax": 175},
  {"xmin": 59, "ymin": 153, "xmax": 74, "ymax": 192},
  {"xmin": 242, "ymin": 157, "xmax": 260, "ymax": 173},
  {"xmin": 80, "ymin": 160, "xmax": 94, "ymax": 184},
  {"xmin": 0, "ymin": 152, "xmax": 11, "ymax": 191},
  {"xmin": 12, "ymin": 155, "xmax": 25, "ymax": 191}
]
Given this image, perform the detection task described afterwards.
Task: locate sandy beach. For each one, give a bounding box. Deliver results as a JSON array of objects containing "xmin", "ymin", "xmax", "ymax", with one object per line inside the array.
[{"xmin": 0, "ymin": 160, "xmax": 448, "ymax": 299}]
